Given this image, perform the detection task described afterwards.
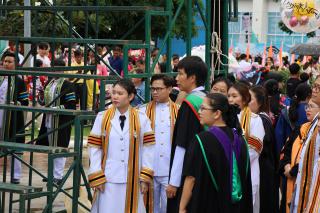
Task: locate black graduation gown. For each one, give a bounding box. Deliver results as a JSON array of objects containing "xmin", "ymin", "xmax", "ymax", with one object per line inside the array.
[
  {"xmin": 182, "ymin": 128, "xmax": 253, "ymax": 213},
  {"xmin": 259, "ymin": 113, "xmax": 280, "ymax": 213},
  {"xmin": 167, "ymin": 100, "xmax": 204, "ymax": 213},
  {"xmin": 7, "ymin": 76, "xmax": 29, "ymax": 143},
  {"xmin": 37, "ymin": 80, "xmax": 76, "ymax": 148}
]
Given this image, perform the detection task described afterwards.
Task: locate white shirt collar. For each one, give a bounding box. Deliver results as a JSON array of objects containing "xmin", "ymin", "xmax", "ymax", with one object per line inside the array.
[
  {"xmin": 190, "ymin": 86, "xmax": 205, "ymax": 93},
  {"xmin": 115, "ymin": 107, "xmax": 130, "ymax": 119}
]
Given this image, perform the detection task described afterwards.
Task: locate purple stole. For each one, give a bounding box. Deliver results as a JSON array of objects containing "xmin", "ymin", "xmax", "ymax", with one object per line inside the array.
[{"xmin": 208, "ymin": 126, "xmax": 242, "ymax": 192}]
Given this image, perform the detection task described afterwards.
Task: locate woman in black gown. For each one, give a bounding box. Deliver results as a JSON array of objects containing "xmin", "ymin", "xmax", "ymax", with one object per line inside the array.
[{"xmin": 179, "ymin": 93, "xmax": 253, "ymax": 213}]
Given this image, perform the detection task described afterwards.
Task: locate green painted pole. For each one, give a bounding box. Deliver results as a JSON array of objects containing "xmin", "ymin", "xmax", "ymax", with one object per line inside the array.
[
  {"xmin": 222, "ymin": 0, "xmax": 229, "ymax": 75},
  {"xmin": 145, "ymin": 11, "xmax": 151, "ymax": 101},
  {"xmin": 205, "ymin": 0, "xmax": 212, "ymax": 89},
  {"xmin": 165, "ymin": 0, "xmax": 173, "ymax": 73},
  {"xmin": 72, "ymin": 117, "xmax": 80, "ymax": 213},
  {"xmin": 186, "ymin": 0, "xmax": 192, "ymax": 56}
]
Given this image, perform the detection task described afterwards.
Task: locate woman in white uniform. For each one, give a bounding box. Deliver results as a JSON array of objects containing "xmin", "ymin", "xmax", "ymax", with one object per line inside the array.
[
  {"xmin": 228, "ymin": 82, "xmax": 265, "ymax": 213},
  {"xmin": 88, "ymin": 79, "xmax": 155, "ymax": 213}
]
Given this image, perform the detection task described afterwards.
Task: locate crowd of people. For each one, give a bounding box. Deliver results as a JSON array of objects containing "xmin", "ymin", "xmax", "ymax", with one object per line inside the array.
[{"xmin": 1, "ymin": 42, "xmax": 320, "ymax": 213}]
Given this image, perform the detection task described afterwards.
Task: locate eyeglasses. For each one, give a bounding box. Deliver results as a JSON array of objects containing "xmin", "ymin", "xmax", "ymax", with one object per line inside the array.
[
  {"xmin": 305, "ymin": 104, "xmax": 320, "ymax": 110},
  {"xmin": 150, "ymin": 87, "xmax": 167, "ymax": 92},
  {"xmin": 199, "ymin": 105, "xmax": 214, "ymax": 112},
  {"xmin": 312, "ymin": 84, "xmax": 320, "ymax": 92}
]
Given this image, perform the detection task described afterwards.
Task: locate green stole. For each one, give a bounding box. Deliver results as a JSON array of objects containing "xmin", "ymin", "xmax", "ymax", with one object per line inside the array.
[{"xmin": 44, "ymin": 78, "xmax": 65, "ymax": 146}]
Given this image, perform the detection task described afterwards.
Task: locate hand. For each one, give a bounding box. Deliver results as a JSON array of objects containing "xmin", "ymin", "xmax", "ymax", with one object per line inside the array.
[
  {"xmin": 166, "ymin": 184, "xmax": 177, "ymax": 198},
  {"xmin": 284, "ymin": 164, "xmax": 292, "ymax": 178},
  {"xmin": 179, "ymin": 209, "xmax": 187, "ymax": 213},
  {"xmin": 140, "ymin": 182, "xmax": 149, "ymax": 194},
  {"xmin": 93, "ymin": 184, "xmax": 105, "ymax": 192}
]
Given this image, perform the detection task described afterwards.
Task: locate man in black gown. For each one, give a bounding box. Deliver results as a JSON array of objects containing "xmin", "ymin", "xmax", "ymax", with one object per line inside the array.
[{"xmin": 166, "ymin": 56, "xmax": 208, "ymax": 213}]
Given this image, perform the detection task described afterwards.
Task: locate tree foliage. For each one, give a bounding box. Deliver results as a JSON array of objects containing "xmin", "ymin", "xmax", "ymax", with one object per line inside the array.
[{"xmin": 0, "ymin": 0, "xmax": 200, "ymax": 41}]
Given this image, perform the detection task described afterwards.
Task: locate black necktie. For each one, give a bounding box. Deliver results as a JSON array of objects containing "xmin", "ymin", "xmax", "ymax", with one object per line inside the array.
[{"xmin": 119, "ymin": 115, "xmax": 126, "ymax": 130}]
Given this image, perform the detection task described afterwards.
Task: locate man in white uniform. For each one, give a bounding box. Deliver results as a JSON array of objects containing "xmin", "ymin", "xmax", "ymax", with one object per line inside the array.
[{"xmin": 140, "ymin": 74, "xmax": 178, "ymax": 213}]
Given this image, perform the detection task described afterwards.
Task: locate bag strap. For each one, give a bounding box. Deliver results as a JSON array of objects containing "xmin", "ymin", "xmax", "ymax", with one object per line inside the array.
[{"xmin": 195, "ymin": 134, "xmax": 219, "ymax": 191}]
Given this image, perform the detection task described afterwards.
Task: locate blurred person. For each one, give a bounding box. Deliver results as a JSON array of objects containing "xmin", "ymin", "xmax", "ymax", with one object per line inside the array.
[
  {"xmin": 210, "ymin": 77, "xmax": 232, "ymax": 97},
  {"xmin": 249, "ymin": 86, "xmax": 279, "ymax": 213},
  {"xmin": 131, "ymin": 68, "xmax": 145, "ymax": 107},
  {"xmin": 279, "ymin": 99, "xmax": 319, "ymax": 213},
  {"xmin": 31, "ymin": 42, "xmax": 51, "ymax": 67},
  {"xmin": 172, "ymin": 54, "xmax": 179, "ymax": 72},
  {"xmin": 286, "ymin": 63, "xmax": 301, "ymax": 99},
  {"xmin": 228, "ymin": 82, "xmax": 265, "ymax": 213},
  {"xmin": 108, "ymin": 46, "xmax": 123, "ymax": 76},
  {"xmin": 0, "ymin": 52, "xmax": 29, "ymax": 184},
  {"xmin": 36, "ymin": 59, "xmax": 76, "ymax": 185},
  {"xmin": 275, "ymin": 84, "xmax": 311, "ymax": 154}
]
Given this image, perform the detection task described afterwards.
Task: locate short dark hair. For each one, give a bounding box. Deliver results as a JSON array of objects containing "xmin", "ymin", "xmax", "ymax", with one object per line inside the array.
[
  {"xmin": 151, "ymin": 74, "xmax": 174, "ymax": 87},
  {"xmin": 74, "ymin": 49, "xmax": 82, "ymax": 57},
  {"xmin": 52, "ymin": 58, "xmax": 66, "ymax": 67},
  {"xmin": 250, "ymin": 86, "xmax": 270, "ymax": 113},
  {"xmin": 177, "ymin": 56, "xmax": 208, "ymax": 87},
  {"xmin": 289, "ymin": 63, "xmax": 300, "ymax": 75},
  {"xmin": 2, "ymin": 51, "xmax": 16, "ymax": 60},
  {"xmin": 230, "ymin": 82, "xmax": 251, "ymax": 106},
  {"xmin": 38, "ymin": 42, "xmax": 49, "ymax": 50},
  {"xmin": 35, "ymin": 59, "xmax": 43, "ymax": 67},
  {"xmin": 239, "ymin": 54, "xmax": 247, "ymax": 60},
  {"xmin": 113, "ymin": 46, "xmax": 121, "ymax": 52},
  {"xmin": 211, "ymin": 77, "xmax": 232, "ymax": 90},
  {"xmin": 300, "ymin": 72, "xmax": 310, "ymax": 83},
  {"xmin": 172, "ymin": 54, "xmax": 179, "ymax": 61},
  {"xmin": 113, "ymin": 78, "xmax": 137, "ymax": 96}
]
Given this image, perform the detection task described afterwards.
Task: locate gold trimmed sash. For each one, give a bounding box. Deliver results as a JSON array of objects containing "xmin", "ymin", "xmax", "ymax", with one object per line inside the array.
[
  {"xmin": 297, "ymin": 127, "xmax": 318, "ymax": 212},
  {"xmin": 305, "ymin": 160, "xmax": 320, "ymax": 212},
  {"xmin": 145, "ymin": 100, "xmax": 178, "ymax": 142},
  {"xmin": 240, "ymin": 107, "xmax": 251, "ymax": 140}
]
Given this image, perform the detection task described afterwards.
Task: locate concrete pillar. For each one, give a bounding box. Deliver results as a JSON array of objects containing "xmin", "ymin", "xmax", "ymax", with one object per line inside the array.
[{"xmin": 252, "ymin": 0, "xmax": 268, "ymax": 43}]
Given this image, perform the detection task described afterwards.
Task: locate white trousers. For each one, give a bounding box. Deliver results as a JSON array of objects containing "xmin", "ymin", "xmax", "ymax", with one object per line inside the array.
[
  {"xmin": 153, "ymin": 176, "xmax": 168, "ymax": 213},
  {"xmin": 91, "ymin": 182, "xmax": 146, "ymax": 213},
  {"xmin": 53, "ymin": 157, "xmax": 66, "ymax": 179},
  {"xmin": 252, "ymin": 184, "xmax": 260, "ymax": 213},
  {"xmin": 12, "ymin": 155, "xmax": 22, "ymax": 179}
]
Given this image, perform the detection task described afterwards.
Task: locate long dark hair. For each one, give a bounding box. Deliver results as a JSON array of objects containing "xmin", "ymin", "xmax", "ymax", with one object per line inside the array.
[
  {"xmin": 206, "ymin": 93, "xmax": 242, "ymax": 135},
  {"xmin": 250, "ymin": 86, "xmax": 270, "ymax": 113},
  {"xmin": 288, "ymin": 83, "xmax": 312, "ymax": 124}
]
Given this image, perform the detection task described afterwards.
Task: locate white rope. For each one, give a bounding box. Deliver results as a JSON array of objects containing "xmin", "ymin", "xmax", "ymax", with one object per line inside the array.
[{"xmin": 210, "ymin": 0, "xmax": 230, "ymax": 78}]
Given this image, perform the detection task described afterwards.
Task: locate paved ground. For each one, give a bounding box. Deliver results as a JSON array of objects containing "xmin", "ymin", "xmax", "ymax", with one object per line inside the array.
[{"xmin": 0, "ymin": 140, "xmax": 91, "ymax": 213}]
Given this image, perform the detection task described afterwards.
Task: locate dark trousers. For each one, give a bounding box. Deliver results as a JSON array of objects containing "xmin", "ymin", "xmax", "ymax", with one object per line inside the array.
[{"xmin": 75, "ymin": 83, "xmax": 87, "ymax": 110}]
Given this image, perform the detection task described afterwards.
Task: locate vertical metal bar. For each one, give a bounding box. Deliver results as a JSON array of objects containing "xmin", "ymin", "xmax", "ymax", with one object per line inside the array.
[
  {"xmin": 205, "ymin": 0, "xmax": 212, "ymax": 89},
  {"xmin": 145, "ymin": 11, "xmax": 151, "ymax": 101},
  {"xmin": 165, "ymin": 0, "xmax": 172, "ymax": 73},
  {"xmin": 72, "ymin": 117, "xmax": 80, "ymax": 213},
  {"xmin": 99, "ymin": 80, "xmax": 105, "ymax": 112},
  {"xmin": 222, "ymin": 0, "xmax": 229, "ymax": 75},
  {"xmin": 234, "ymin": 0, "xmax": 238, "ymax": 19},
  {"xmin": 47, "ymin": 154, "xmax": 54, "ymax": 213},
  {"xmin": 186, "ymin": 0, "xmax": 192, "ymax": 56}
]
